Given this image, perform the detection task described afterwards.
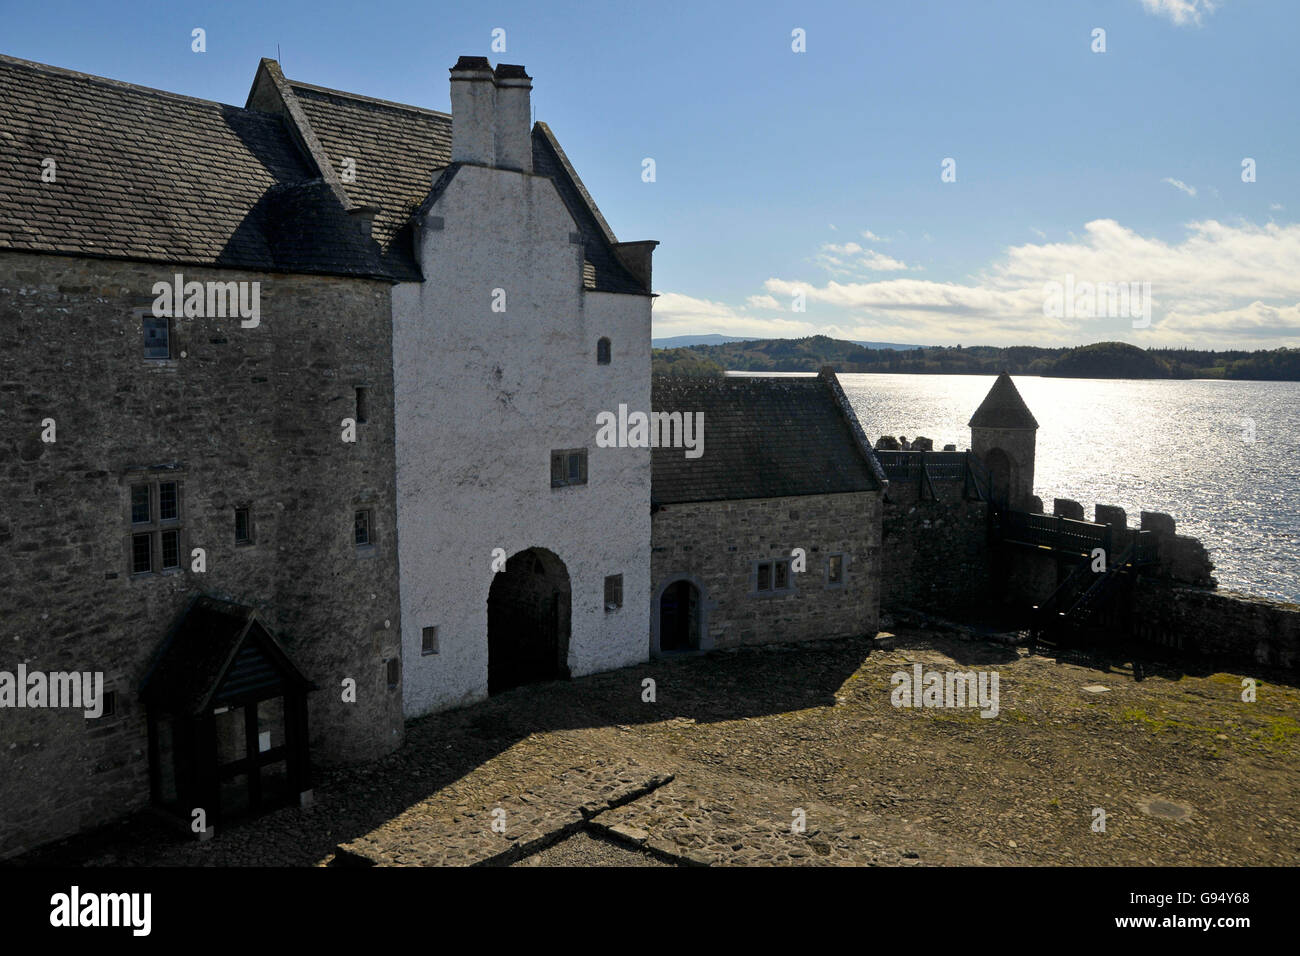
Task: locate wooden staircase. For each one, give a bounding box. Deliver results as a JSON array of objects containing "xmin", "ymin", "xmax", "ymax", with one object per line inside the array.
[{"xmin": 1028, "ymin": 540, "xmax": 1142, "ymax": 656}]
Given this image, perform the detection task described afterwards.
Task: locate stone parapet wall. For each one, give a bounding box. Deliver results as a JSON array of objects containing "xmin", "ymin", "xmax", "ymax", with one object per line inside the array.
[{"xmin": 1132, "ymin": 580, "xmax": 1300, "ymax": 670}]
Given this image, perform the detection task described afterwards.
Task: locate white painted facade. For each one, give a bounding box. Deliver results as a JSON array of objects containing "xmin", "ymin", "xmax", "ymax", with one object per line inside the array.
[{"xmin": 392, "ymin": 70, "xmax": 652, "ymax": 717}]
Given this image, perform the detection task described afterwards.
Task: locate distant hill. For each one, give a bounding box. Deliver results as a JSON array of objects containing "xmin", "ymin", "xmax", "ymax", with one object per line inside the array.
[
  {"xmin": 652, "ymin": 334, "xmax": 763, "ymax": 348},
  {"xmin": 653, "ymin": 333, "xmax": 920, "ymax": 350},
  {"xmin": 1042, "ymin": 342, "xmax": 1174, "ymax": 378},
  {"xmin": 654, "ymin": 334, "xmax": 1300, "ymax": 381}
]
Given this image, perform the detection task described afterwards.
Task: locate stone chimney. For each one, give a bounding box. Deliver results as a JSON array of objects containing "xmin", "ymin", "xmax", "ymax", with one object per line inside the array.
[
  {"xmin": 448, "ymin": 57, "xmax": 533, "ymax": 172},
  {"xmin": 493, "ymin": 63, "xmax": 532, "ymax": 173},
  {"xmin": 449, "ymin": 56, "xmax": 496, "ymax": 165}
]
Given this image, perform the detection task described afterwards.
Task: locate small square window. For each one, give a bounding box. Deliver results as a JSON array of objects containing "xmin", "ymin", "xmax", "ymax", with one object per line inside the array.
[
  {"xmin": 604, "ymin": 574, "xmax": 623, "ymax": 611},
  {"xmin": 828, "ymin": 554, "xmax": 845, "ymax": 587},
  {"xmin": 101, "ymin": 691, "xmax": 117, "ymax": 719},
  {"xmin": 158, "ymin": 481, "xmax": 178, "ymax": 522},
  {"xmin": 235, "ymin": 507, "xmax": 252, "ymax": 545},
  {"xmin": 422, "ymin": 626, "xmax": 439, "ymax": 655},
  {"xmin": 355, "ymin": 510, "xmax": 372, "ymax": 547},
  {"xmin": 143, "ymin": 315, "xmax": 170, "ymax": 359},
  {"xmin": 161, "ymin": 529, "xmax": 180, "ymax": 569},
  {"xmin": 355, "ymin": 387, "xmax": 369, "ymax": 425},
  {"xmin": 130, "ymin": 484, "xmax": 150, "ymax": 524},
  {"xmin": 551, "ymin": 449, "xmax": 588, "ymax": 488},
  {"xmin": 757, "ymin": 562, "xmax": 772, "ymax": 592},
  {"xmin": 386, "ymin": 658, "xmax": 400, "ymax": 691},
  {"xmin": 774, "ymin": 561, "xmax": 790, "ymax": 590},
  {"xmin": 131, "ymin": 533, "xmax": 152, "ymax": 574}
]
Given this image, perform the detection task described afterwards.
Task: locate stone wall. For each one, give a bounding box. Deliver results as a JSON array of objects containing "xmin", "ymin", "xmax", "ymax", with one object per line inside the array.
[
  {"xmin": 650, "ymin": 491, "xmax": 881, "ymax": 650},
  {"xmin": 1132, "ymin": 581, "xmax": 1300, "ymax": 670},
  {"xmin": 881, "ymin": 490, "xmax": 991, "ymax": 614},
  {"xmin": 0, "ymin": 252, "xmax": 403, "ymax": 858}
]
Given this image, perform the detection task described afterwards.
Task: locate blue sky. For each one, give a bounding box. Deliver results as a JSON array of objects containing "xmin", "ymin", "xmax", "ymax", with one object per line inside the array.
[{"xmin": 4, "ymin": 0, "xmax": 1297, "ymax": 347}]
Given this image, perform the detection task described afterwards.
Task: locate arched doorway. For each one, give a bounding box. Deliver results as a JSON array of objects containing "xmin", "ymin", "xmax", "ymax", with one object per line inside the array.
[
  {"xmin": 985, "ymin": 447, "xmax": 1012, "ymax": 510},
  {"xmin": 487, "ymin": 548, "xmax": 571, "ymax": 694},
  {"xmin": 658, "ymin": 579, "xmax": 701, "ymax": 652}
]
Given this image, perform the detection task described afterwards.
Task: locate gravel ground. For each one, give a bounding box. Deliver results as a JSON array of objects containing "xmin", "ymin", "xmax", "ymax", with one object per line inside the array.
[
  {"xmin": 12, "ymin": 627, "xmax": 1299, "ymax": 867},
  {"xmin": 510, "ymin": 831, "xmax": 675, "ymax": 867}
]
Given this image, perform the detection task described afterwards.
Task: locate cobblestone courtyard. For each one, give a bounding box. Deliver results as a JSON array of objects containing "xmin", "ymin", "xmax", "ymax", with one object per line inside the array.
[{"xmin": 15, "ymin": 628, "xmax": 1300, "ymax": 867}]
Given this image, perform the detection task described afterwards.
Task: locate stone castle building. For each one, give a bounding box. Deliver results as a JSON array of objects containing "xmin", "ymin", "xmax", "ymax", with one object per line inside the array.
[
  {"xmin": 8, "ymin": 50, "xmax": 1270, "ymax": 864},
  {"xmin": 649, "ymin": 370, "xmax": 885, "ymax": 652},
  {"xmin": 0, "ymin": 52, "xmax": 662, "ymax": 857},
  {"xmin": 0, "ymin": 51, "xmax": 884, "ymax": 859}
]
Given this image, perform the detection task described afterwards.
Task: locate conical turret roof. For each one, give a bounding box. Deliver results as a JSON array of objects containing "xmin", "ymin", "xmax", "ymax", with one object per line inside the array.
[{"xmin": 969, "ymin": 372, "xmax": 1038, "ymax": 429}]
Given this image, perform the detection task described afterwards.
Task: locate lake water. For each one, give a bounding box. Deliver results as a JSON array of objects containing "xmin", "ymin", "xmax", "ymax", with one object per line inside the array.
[{"xmin": 735, "ymin": 372, "xmax": 1300, "ymax": 602}]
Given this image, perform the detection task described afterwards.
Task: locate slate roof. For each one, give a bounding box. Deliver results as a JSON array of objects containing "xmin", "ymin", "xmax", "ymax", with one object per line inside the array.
[
  {"xmin": 969, "ymin": 372, "xmax": 1039, "ymax": 429},
  {"xmin": 651, "ymin": 373, "xmax": 883, "ymax": 505},
  {"xmin": 286, "ymin": 81, "xmax": 450, "ymax": 281},
  {"xmin": 140, "ymin": 596, "xmax": 313, "ymax": 716},
  {"xmin": 0, "ymin": 53, "xmax": 648, "ymax": 291},
  {"xmin": 0, "ymin": 54, "xmax": 380, "ymax": 274}
]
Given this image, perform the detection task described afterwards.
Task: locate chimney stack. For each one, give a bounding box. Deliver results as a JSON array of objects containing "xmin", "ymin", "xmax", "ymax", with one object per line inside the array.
[
  {"xmin": 492, "ymin": 64, "xmax": 532, "ymax": 173},
  {"xmin": 448, "ymin": 57, "xmax": 533, "ymax": 172},
  {"xmin": 449, "ymin": 56, "xmax": 496, "ymax": 165}
]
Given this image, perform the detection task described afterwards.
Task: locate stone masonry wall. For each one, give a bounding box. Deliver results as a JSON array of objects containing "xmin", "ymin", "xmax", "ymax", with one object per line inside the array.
[
  {"xmin": 1132, "ymin": 580, "xmax": 1300, "ymax": 670},
  {"xmin": 881, "ymin": 487, "xmax": 991, "ymax": 614},
  {"xmin": 0, "ymin": 252, "xmax": 403, "ymax": 858},
  {"xmin": 651, "ymin": 491, "xmax": 881, "ymax": 650}
]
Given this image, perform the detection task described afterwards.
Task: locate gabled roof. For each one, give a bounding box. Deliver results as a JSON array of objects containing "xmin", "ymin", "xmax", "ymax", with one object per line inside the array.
[
  {"xmin": 141, "ymin": 596, "xmax": 314, "ymax": 716},
  {"xmin": 969, "ymin": 372, "xmax": 1039, "ymax": 429},
  {"xmin": 651, "ymin": 371, "xmax": 883, "ymax": 506},
  {"xmin": 0, "ymin": 54, "xmax": 389, "ymax": 278},
  {"xmin": 0, "ymin": 54, "xmax": 649, "ymax": 292}
]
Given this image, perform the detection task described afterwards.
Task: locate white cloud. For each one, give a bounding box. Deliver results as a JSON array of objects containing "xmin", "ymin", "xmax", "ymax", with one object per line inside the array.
[
  {"xmin": 658, "ymin": 218, "xmax": 1300, "ymax": 349},
  {"xmin": 815, "ymin": 241, "xmax": 911, "ymax": 275},
  {"xmin": 1163, "ymin": 177, "xmax": 1197, "ymax": 197},
  {"xmin": 758, "ymin": 218, "xmax": 1300, "ymax": 348},
  {"xmin": 1139, "ymin": 0, "xmax": 1220, "ymax": 27},
  {"xmin": 860, "ymin": 229, "xmax": 889, "ymax": 242},
  {"xmin": 1270, "ymin": 203, "xmax": 1284, "ymax": 211},
  {"xmin": 651, "ymin": 292, "xmax": 811, "ymax": 339},
  {"xmin": 1030, "ymin": 227, "xmax": 1047, "ymax": 239}
]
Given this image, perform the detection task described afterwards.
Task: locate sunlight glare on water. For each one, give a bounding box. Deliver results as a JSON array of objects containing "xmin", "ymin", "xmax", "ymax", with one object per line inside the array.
[{"xmin": 734, "ymin": 371, "xmax": 1300, "ymax": 602}]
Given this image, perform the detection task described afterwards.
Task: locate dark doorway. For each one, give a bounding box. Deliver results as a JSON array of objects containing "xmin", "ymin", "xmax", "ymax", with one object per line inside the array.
[
  {"xmin": 659, "ymin": 580, "xmax": 700, "ymax": 652},
  {"xmin": 985, "ymin": 448, "xmax": 1012, "ymax": 510},
  {"xmin": 487, "ymin": 548, "xmax": 571, "ymax": 694},
  {"xmin": 142, "ymin": 597, "xmax": 313, "ymax": 831}
]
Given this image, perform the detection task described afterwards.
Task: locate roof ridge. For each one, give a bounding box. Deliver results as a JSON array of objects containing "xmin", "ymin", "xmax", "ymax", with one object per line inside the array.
[
  {"xmin": 0, "ymin": 52, "xmax": 258, "ymax": 113},
  {"xmin": 289, "ymin": 79, "xmax": 451, "ymax": 118}
]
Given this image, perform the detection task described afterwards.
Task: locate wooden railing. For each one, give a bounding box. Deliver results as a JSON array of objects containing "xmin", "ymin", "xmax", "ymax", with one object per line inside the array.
[
  {"xmin": 997, "ymin": 510, "xmax": 1112, "ymax": 558},
  {"xmin": 876, "ymin": 450, "xmax": 988, "ymax": 501}
]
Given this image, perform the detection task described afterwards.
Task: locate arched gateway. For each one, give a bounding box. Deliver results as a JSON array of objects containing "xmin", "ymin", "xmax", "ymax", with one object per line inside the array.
[{"xmin": 486, "ymin": 548, "xmax": 571, "ymax": 694}]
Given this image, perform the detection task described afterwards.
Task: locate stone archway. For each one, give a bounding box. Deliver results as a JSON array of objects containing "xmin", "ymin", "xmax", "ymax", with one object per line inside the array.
[
  {"xmin": 487, "ymin": 548, "xmax": 571, "ymax": 695},
  {"xmin": 985, "ymin": 447, "xmax": 1013, "ymax": 510}
]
